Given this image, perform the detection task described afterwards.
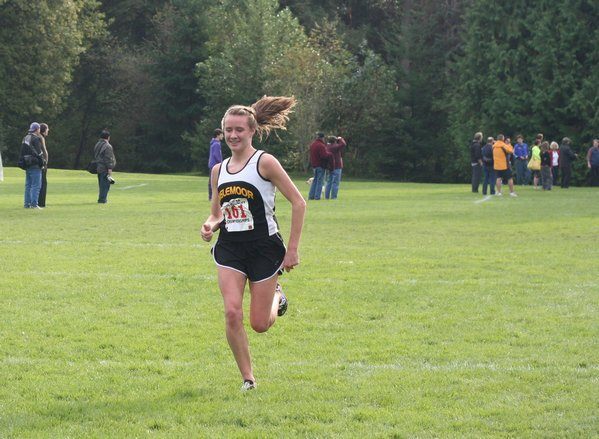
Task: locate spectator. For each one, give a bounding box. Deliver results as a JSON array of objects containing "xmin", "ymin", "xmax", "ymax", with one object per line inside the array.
[
  {"xmin": 325, "ymin": 135, "xmax": 346, "ymax": 199},
  {"xmin": 540, "ymin": 141, "xmax": 552, "ymax": 190},
  {"xmin": 550, "ymin": 141, "xmax": 560, "ymax": 185},
  {"xmin": 559, "ymin": 137, "xmax": 577, "ymax": 189},
  {"xmin": 481, "ymin": 137, "xmax": 495, "ymax": 195},
  {"xmin": 208, "ymin": 128, "xmax": 224, "ymax": 200},
  {"xmin": 470, "ymin": 132, "xmax": 483, "ymax": 193},
  {"xmin": 529, "ymin": 139, "xmax": 541, "ymax": 189},
  {"xmin": 513, "ymin": 134, "xmax": 529, "ymax": 185},
  {"xmin": 38, "ymin": 123, "xmax": 49, "ymax": 207},
  {"xmin": 493, "ymin": 134, "xmax": 517, "ymax": 197},
  {"xmin": 587, "ymin": 138, "xmax": 599, "ymax": 187},
  {"xmin": 19, "ymin": 122, "xmax": 45, "ymax": 209},
  {"xmin": 93, "ymin": 130, "xmax": 116, "ymax": 203},
  {"xmin": 308, "ymin": 132, "xmax": 331, "ymax": 200},
  {"xmin": 505, "ymin": 137, "xmax": 515, "ymax": 173}
]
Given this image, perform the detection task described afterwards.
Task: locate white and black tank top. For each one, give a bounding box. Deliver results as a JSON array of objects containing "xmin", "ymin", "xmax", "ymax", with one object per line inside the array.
[{"xmin": 216, "ymin": 150, "xmax": 278, "ymax": 242}]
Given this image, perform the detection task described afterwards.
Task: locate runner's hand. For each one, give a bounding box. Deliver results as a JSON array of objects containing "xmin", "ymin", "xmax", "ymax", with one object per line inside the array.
[
  {"xmin": 282, "ymin": 249, "xmax": 299, "ymax": 272},
  {"xmin": 201, "ymin": 223, "xmax": 215, "ymax": 242}
]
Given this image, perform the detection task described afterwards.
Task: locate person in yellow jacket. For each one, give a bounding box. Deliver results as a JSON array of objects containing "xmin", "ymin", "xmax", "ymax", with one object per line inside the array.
[{"xmin": 493, "ymin": 134, "xmax": 518, "ymax": 197}]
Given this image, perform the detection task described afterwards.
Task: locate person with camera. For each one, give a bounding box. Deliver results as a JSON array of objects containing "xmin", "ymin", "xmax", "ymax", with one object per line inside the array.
[
  {"xmin": 93, "ymin": 129, "xmax": 116, "ymax": 203},
  {"xmin": 325, "ymin": 135, "xmax": 346, "ymax": 199},
  {"xmin": 19, "ymin": 122, "xmax": 45, "ymax": 209}
]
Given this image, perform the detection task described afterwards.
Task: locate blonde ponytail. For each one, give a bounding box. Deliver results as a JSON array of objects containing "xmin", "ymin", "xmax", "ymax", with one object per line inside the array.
[{"xmin": 222, "ymin": 96, "xmax": 297, "ymax": 140}]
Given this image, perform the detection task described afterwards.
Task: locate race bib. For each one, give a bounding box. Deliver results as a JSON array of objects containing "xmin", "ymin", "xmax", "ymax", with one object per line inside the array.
[{"xmin": 222, "ymin": 198, "xmax": 254, "ymax": 232}]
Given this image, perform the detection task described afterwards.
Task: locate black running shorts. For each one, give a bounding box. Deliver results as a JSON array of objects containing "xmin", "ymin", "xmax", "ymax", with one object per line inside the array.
[
  {"xmin": 496, "ymin": 168, "xmax": 513, "ymax": 180},
  {"xmin": 212, "ymin": 233, "xmax": 286, "ymax": 282}
]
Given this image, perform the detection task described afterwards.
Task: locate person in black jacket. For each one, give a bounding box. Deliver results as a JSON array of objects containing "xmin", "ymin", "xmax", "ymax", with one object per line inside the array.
[
  {"xmin": 19, "ymin": 122, "xmax": 45, "ymax": 209},
  {"xmin": 470, "ymin": 132, "xmax": 483, "ymax": 193},
  {"xmin": 481, "ymin": 137, "xmax": 495, "ymax": 195},
  {"xmin": 38, "ymin": 123, "xmax": 49, "ymax": 207},
  {"xmin": 559, "ymin": 137, "xmax": 578, "ymax": 189}
]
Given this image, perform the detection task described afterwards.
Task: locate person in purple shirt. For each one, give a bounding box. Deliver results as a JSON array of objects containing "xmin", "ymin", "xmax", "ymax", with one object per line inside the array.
[
  {"xmin": 208, "ymin": 128, "xmax": 224, "ymax": 200},
  {"xmin": 513, "ymin": 134, "xmax": 529, "ymax": 186}
]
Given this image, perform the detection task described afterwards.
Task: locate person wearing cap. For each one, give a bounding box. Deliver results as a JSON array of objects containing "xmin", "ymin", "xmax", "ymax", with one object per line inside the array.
[
  {"xmin": 19, "ymin": 122, "xmax": 45, "ymax": 209},
  {"xmin": 308, "ymin": 132, "xmax": 331, "ymax": 200},
  {"xmin": 208, "ymin": 128, "xmax": 224, "ymax": 200},
  {"xmin": 93, "ymin": 129, "xmax": 117, "ymax": 203}
]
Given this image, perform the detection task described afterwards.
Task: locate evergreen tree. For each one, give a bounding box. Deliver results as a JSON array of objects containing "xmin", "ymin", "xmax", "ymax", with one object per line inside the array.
[
  {"xmin": 0, "ymin": 0, "xmax": 104, "ymax": 161},
  {"xmin": 137, "ymin": 0, "xmax": 210, "ymax": 171}
]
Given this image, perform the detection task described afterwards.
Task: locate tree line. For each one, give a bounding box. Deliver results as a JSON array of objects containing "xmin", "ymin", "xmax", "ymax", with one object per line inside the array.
[{"xmin": 1, "ymin": 0, "xmax": 597, "ymax": 184}]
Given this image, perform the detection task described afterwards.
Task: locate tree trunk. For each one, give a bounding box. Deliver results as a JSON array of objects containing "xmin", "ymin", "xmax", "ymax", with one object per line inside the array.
[{"xmin": 73, "ymin": 109, "xmax": 90, "ymax": 169}]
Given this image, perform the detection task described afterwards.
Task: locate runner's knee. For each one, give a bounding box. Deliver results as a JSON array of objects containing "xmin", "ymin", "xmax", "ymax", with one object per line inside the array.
[
  {"xmin": 224, "ymin": 307, "xmax": 243, "ymax": 328},
  {"xmin": 250, "ymin": 317, "xmax": 271, "ymax": 333}
]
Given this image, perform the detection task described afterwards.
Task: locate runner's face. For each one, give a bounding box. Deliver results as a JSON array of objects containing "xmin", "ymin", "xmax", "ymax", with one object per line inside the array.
[{"xmin": 224, "ymin": 115, "xmax": 255, "ymax": 152}]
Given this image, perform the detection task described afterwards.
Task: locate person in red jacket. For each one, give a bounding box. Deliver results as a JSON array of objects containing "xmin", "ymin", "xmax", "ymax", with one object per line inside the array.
[
  {"xmin": 308, "ymin": 132, "xmax": 331, "ymax": 200},
  {"xmin": 325, "ymin": 135, "xmax": 346, "ymax": 199}
]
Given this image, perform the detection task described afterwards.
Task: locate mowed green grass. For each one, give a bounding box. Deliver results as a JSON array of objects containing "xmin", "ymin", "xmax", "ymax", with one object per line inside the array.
[{"xmin": 0, "ymin": 167, "xmax": 597, "ymax": 437}]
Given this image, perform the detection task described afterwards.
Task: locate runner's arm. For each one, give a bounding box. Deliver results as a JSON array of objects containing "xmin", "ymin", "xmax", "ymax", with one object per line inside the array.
[
  {"xmin": 201, "ymin": 164, "xmax": 224, "ymax": 242},
  {"xmin": 259, "ymin": 154, "xmax": 306, "ymax": 270}
]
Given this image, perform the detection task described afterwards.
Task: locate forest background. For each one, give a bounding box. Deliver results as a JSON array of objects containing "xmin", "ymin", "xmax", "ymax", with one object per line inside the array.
[{"xmin": 1, "ymin": 0, "xmax": 597, "ymax": 184}]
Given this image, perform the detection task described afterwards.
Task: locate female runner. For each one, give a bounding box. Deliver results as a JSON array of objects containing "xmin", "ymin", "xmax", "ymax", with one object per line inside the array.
[{"xmin": 201, "ymin": 96, "xmax": 306, "ymax": 390}]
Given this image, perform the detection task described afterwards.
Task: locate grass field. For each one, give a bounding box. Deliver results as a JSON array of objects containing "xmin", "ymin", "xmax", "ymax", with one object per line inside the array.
[{"xmin": 0, "ymin": 167, "xmax": 597, "ymax": 437}]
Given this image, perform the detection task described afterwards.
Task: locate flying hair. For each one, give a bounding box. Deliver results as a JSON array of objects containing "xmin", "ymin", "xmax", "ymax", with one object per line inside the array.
[{"xmin": 222, "ymin": 96, "xmax": 297, "ymax": 141}]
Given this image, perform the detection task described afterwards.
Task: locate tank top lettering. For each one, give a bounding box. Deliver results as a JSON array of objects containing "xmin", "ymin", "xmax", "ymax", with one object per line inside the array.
[{"xmin": 217, "ymin": 150, "xmax": 278, "ymax": 242}]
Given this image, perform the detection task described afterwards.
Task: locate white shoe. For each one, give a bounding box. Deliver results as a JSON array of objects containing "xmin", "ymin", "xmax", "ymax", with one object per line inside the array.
[
  {"xmin": 509, "ymin": 192, "xmax": 518, "ymax": 197},
  {"xmin": 495, "ymin": 192, "xmax": 503, "ymax": 196},
  {"xmin": 241, "ymin": 380, "xmax": 256, "ymax": 391}
]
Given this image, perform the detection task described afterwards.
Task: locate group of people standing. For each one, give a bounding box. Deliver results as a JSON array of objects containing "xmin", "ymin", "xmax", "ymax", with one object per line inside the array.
[
  {"xmin": 308, "ymin": 132, "xmax": 347, "ymax": 200},
  {"xmin": 17, "ymin": 123, "xmax": 117, "ymax": 207},
  {"xmin": 470, "ymin": 132, "xmax": 599, "ymax": 195}
]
